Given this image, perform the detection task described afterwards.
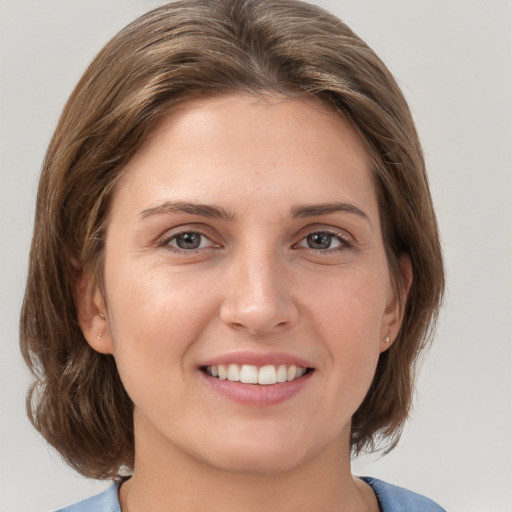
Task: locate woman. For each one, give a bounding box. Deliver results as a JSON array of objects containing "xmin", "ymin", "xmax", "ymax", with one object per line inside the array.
[{"xmin": 20, "ymin": 0, "xmax": 445, "ymax": 510}]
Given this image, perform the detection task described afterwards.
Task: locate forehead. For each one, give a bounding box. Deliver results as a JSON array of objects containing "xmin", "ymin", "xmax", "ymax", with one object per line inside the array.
[
  {"xmin": 113, "ymin": 94, "xmax": 378, "ymax": 222},
  {"xmin": 134, "ymin": 93, "xmax": 371, "ymax": 167}
]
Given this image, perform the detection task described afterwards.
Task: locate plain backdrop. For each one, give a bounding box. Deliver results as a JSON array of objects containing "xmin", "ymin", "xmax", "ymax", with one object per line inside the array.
[{"xmin": 1, "ymin": 1, "xmax": 511, "ymax": 511}]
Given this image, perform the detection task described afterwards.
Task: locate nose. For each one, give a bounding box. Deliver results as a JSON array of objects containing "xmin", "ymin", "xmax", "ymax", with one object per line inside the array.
[{"xmin": 219, "ymin": 249, "xmax": 299, "ymax": 335}]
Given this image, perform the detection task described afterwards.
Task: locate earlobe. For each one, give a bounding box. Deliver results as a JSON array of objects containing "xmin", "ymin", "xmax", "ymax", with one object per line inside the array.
[
  {"xmin": 74, "ymin": 276, "xmax": 114, "ymax": 355},
  {"xmin": 380, "ymin": 333, "xmax": 392, "ymax": 353},
  {"xmin": 380, "ymin": 254, "xmax": 413, "ymax": 353}
]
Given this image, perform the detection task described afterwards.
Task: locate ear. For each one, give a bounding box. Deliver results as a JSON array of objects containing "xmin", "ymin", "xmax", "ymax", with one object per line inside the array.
[
  {"xmin": 380, "ymin": 254, "xmax": 413, "ymax": 353},
  {"xmin": 74, "ymin": 274, "xmax": 114, "ymax": 355}
]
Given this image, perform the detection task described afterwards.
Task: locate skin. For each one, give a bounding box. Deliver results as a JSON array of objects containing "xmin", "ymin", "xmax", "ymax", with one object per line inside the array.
[{"xmin": 79, "ymin": 94, "xmax": 410, "ymax": 512}]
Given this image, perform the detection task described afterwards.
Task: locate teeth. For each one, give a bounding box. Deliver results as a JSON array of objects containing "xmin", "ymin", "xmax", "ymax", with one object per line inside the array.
[
  {"xmin": 218, "ymin": 364, "xmax": 227, "ymax": 380},
  {"xmin": 258, "ymin": 365, "xmax": 277, "ymax": 385},
  {"xmin": 287, "ymin": 365, "xmax": 297, "ymax": 381},
  {"xmin": 240, "ymin": 364, "xmax": 258, "ymax": 384},
  {"xmin": 276, "ymin": 364, "xmax": 287, "ymax": 383},
  {"xmin": 205, "ymin": 364, "xmax": 309, "ymax": 385},
  {"xmin": 227, "ymin": 364, "xmax": 240, "ymax": 382}
]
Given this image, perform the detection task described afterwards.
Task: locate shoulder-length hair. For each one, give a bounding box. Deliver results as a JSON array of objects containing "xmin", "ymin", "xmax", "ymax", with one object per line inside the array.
[{"xmin": 20, "ymin": 0, "xmax": 444, "ymax": 479}]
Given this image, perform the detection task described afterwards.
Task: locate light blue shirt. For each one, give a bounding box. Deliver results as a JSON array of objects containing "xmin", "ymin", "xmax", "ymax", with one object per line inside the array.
[{"xmin": 55, "ymin": 477, "xmax": 446, "ymax": 512}]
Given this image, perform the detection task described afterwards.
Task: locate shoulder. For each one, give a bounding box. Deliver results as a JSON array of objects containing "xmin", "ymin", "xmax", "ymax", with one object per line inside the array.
[
  {"xmin": 51, "ymin": 477, "xmax": 445, "ymax": 512},
  {"xmin": 361, "ymin": 477, "xmax": 447, "ymax": 512},
  {"xmin": 53, "ymin": 483, "xmax": 120, "ymax": 512}
]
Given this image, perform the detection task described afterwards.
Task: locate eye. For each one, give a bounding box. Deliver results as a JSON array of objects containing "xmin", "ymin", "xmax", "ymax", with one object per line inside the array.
[
  {"xmin": 161, "ymin": 231, "xmax": 215, "ymax": 251},
  {"xmin": 297, "ymin": 231, "xmax": 352, "ymax": 251}
]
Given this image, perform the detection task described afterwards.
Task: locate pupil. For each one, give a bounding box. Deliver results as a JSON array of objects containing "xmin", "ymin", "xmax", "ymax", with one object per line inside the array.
[
  {"xmin": 308, "ymin": 233, "xmax": 331, "ymax": 249},
  {"xmin": 177, "ymin": 232, "xmax": 200, "ymax": 249}
]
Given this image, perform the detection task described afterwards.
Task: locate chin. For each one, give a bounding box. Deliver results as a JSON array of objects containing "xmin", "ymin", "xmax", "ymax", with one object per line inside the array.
[
  {"xmin": 207, "ymin": 449, "xmax": 308, "ymax": 476},
  {"xmin": 190, "ymin": 431, "xmax": 318, "ymax": 476}
]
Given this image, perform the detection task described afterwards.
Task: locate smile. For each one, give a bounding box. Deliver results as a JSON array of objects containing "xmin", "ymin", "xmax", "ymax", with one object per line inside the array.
[{"xmin": 204, "ymin": 364, "xmax": 311, "ymax": 385}]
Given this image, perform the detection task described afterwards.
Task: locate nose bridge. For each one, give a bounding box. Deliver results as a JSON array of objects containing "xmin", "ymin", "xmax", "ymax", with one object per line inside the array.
[{"xmin": 220, "ymin": 240, "xmax": 298, "ymax": 334}]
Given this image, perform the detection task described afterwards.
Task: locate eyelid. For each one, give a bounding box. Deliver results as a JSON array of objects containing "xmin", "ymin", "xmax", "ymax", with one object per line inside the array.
[
  {"xmin": 294, "ymin": 225, "xmax": 355, "ymax": 248},
  {"xmin": 299, "ymin": 233, "xmax": 352, "ymax": 250},
  {"xmin": 155, "ymin": 223, "xmax": 355, "ymax": 254},
  {"xmin": 157, "ymin": 225, "xmax": 220, "ymax": 252}
]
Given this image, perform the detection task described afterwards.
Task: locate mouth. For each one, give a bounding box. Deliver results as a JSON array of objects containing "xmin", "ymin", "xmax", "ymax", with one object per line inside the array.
[{"xmin": 201, "ymin": 364, "xmax": 314, "ymax": 385}]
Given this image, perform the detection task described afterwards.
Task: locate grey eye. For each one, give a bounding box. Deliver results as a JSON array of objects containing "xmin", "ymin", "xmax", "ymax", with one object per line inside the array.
[
  {"xmin": 173, "ymin": 232, "xmax": 203, "ymax": 250},
  {"xmin": 296, "ymin": 231, "xmax": 350, "ymax": 251},
  {"xmin": 306, "ymin": 232, "xmax": 334, "ymax": 249}
]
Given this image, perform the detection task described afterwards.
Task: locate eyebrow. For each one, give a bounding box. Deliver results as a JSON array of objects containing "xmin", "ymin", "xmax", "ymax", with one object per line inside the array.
[
  {"xmin": 139, "ymin": 200, "xmax": 371, "ymax": 226},
  {"xmin": 139, "ymin": 201, "xmax": 236, "ymax": 221},
  {"xmin": 290, "ymin": 202, "xmax": 372, "ymax": 226}
]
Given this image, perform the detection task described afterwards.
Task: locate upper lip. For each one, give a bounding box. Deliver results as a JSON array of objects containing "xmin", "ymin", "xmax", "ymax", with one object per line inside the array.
[{"xmin": 200, "ymin": 350, "xmax": 314, "ymax": 369}]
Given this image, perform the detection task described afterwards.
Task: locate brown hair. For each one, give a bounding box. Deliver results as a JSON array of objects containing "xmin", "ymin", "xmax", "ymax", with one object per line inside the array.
[{"xmin": 20, "ymin": 0, "xmax": 444, "ymax": 479}]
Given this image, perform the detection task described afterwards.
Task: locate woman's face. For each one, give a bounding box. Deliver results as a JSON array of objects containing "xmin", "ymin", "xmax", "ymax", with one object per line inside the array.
[{"xmin": 85, "ymin": 94, "xmax": 404, "ymax": 474}]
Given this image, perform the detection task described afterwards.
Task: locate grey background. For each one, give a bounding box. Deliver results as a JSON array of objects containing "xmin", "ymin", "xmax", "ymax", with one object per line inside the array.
[{"xmin": 1, "ymin": 1, "xmax": 511, "ymax": 511}]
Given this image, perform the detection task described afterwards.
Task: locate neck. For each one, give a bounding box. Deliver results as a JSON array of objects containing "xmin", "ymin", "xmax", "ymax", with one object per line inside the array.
[{"xmin": 120, "ymin": 416, "xmax": 375, "ymax": 512}]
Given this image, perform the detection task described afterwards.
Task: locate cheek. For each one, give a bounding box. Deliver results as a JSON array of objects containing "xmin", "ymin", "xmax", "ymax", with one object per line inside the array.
[
  {"xmin": 303, "ymin": 268, "xmax": 387, "ymax": 382},
  {"xmin": 103, "ymin": 262, "xmax": 218, "ymax": 390},
  {"xmin": 103, "ymin": 267, "xmax": 219, "ymax": 431},
  {"xmin": 107, "ymin": 260, "xmax": 215, "ymax": 336},
  {"xmin": 307, "ymin": 267, "xmax": 388, "ymax": 338}
]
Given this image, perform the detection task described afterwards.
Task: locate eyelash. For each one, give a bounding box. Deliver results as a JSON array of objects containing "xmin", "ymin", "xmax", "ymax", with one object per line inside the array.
[
  {"xmin": 294, "ymin": 230, "xmax": 354, "ymax": 252},
  {"xmin": 158, "ymin": 229, "xmax": 217, "ymax": 253},
  {"xmin": 158, "ymin": 228, "xmax": 354, "ymax": 254}
]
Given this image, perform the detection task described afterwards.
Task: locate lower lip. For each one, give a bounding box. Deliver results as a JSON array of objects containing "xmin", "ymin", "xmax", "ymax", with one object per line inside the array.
[{"xmin": 200, "ymin": 370, "xmax": 313, "ymax": 406}]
